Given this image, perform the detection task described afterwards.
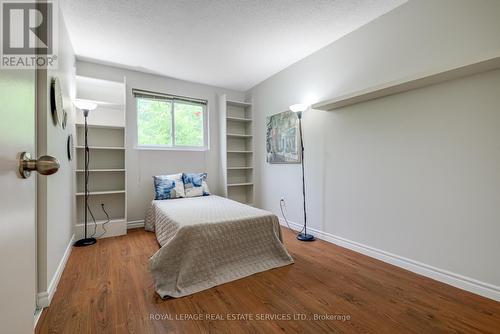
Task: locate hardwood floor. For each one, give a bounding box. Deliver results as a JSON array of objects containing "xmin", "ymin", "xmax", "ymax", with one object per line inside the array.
[{"xmin": 36, "ymin": 228, "xmax": 500, "ymax": 333}]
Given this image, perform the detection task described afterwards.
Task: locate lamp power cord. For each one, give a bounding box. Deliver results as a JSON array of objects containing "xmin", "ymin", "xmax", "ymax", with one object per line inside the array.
[
  {"xmin": 85, "ymin": 141, "xmax": 110, "ymax": 239},
  {"xmin": 280, "ymin": 198, "xmax": 304, "ymax": 235}
]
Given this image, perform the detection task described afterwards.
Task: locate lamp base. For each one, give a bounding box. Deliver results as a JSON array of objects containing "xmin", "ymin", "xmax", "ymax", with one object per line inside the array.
[
  {"xmin": 297, "ymin": 233, "xmax": 315, "ymax": 242},
  {"xmin": 74, "ymin": 237, "xmax": 97, "ymax": 247}
]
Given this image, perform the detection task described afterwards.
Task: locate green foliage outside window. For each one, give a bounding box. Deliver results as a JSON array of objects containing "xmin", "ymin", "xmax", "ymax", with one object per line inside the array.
[
  {"xmin": 137, "ymin": 98, "xmax": 205, "ymax": 147},
  {"xmin": 174, "ymin": 102, "xmax": 204, "ymax": 146},
  {"xmin": 137, "ymin": 98, "xmax": 172, "ymax": 145}
]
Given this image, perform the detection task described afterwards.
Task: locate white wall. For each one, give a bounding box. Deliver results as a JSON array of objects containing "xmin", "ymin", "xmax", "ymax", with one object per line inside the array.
[
  {"xmin": 37, "ymin": 10, "xmax": 76, "ymax": 304},
  {"xmin": 75, "ymin": 61, "xmax": 245, "ymax": 222},
  {"xmin": 249, "ymin": 0, "xmax": 500, "ymax": 298}
]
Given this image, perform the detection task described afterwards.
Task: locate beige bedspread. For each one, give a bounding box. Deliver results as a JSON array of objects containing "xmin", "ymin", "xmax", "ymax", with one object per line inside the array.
[{"xmin": 144, "ymin": 195, "xmax": 294, "ymax": 298}]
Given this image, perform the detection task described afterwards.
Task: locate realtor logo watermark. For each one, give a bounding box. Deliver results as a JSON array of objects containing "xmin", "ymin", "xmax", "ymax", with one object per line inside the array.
[{"xmin": 1, "ymin": 0, "xmax": 58, "ymax": 69}]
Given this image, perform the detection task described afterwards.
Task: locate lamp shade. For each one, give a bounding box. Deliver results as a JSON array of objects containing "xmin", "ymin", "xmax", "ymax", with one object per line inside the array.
[
  {"xmin": 289, "ymin": 104, "xmax": 308, "ymax": 113},
  {"xmin": 74, "ymin": 100, "xmax": 97, "ymax": 111}
]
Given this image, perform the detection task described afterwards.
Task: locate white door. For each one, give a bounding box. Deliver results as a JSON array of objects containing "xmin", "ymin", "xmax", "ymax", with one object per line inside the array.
[{"xmin": 0, "ymin": 68, "xmax": 37, "ymax": 332}]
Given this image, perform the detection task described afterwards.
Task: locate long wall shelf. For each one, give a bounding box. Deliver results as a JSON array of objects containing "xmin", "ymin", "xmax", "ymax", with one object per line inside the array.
[{"xmin": 313, "ymin": 52, "xmax": 500, "ymax": 111}]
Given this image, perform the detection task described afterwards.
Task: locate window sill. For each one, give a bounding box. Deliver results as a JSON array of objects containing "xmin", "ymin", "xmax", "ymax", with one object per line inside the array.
[{"xmin": 135, "ymin": 145, "xmax": 209, "ymax": 152}]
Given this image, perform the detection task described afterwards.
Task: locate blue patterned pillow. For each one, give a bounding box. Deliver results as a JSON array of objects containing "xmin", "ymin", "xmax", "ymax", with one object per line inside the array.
[
  {"xmin": 153, "ymin": 173, "xmax": 185, "ymax": 200},
  {"xmin": 182, "ymin": 172, "xmax": 210, "ymax": 197}
]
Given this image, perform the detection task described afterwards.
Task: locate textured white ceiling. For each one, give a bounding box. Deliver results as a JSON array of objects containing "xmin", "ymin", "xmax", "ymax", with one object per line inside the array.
[{"xmin": 61, "ymin": 0, "xmax": 406, "ymax": 91}]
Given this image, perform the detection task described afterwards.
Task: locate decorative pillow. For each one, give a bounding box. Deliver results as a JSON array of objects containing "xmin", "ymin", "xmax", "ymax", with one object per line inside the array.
[
  {"xmin": 153, "ymin": 173, "xmax": 185, "ymax": 200},
  {"xmin": 182, "ymin": 172, "xmax": 210, "ymax": 198}
]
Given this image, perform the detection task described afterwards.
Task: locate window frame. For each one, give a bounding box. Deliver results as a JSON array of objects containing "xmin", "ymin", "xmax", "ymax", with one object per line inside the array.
[{"xmin": 135, "ymin": 95, "xmax": 209, "ymax": 151}]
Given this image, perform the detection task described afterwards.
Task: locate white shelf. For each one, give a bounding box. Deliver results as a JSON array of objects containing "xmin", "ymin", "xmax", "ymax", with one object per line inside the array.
[
  {"xmin": 75, "ymin": 98, "xmax": 124, "ymax": 110},
  {"xmin": 227, "ymin": 183, "xmax": 253, "ymax": 187},
  {"xmin": 227, "ymin": 167, "xmax": 253, "ymax": 170},
  {"xmin": 227, "ymin": 150, "xmax": 253, "ymax": 154},
  {"xmin": 226, "ymin": 100, "xmax": 252, "ymax": 108},
  {"xmin": 313, "ymin": 52, "xmax": 500, "ymax": 111},
  {"xmin": 227, "ymin": 133, "xmax": 252, "ymax": 138},
  {"xmin": 76, "ymin": 190, "xmax": 125, "ymax": 196},
  {"xmin": 227, "ymin": 117, "xmax": 252, "ymax": 122},
  {"xmin": 228, "ymin": 198, "xmax": 254, "ymax": 206},
  {"xmin": 75, "ymin": 146, "xmax": 125, "ymax": 150},
  {"xmin": 75, "ymin": 169, "xmax": 125, "ymax": 172},
  {"xmin": 76, "ymin": 75, "xmax": 123, "ymax": 84},
  {"xmin": 76, "ymin": 217, "xmax": 126, "ymax": 226},
  {"xmin": 76, "ymin": 123, "xmax": 124, "ymax": 130}
]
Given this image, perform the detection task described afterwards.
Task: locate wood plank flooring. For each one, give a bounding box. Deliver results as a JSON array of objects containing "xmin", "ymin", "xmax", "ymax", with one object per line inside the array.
[{"xmin": 36, "ymin": 228, "xmax": 500, "ymax": 333}]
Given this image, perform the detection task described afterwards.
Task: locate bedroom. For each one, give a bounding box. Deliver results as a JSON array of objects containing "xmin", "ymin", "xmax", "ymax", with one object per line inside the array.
[{"xmin": 1, "ymin": 0, "xmax": 500, "ymax": 333}]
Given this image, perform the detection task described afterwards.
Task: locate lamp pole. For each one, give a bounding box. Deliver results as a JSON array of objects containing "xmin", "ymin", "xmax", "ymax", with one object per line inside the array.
[
  {"xmin": 296, "ymin": 110, "xmax": 314, "ymax": 241},
  {"xmin": 84, "ymin": 110, "xmax": 89, "ymax": 239},
  {"xmin": 74, "ymin": 105, "xmax": 97, "ymax": 247}
]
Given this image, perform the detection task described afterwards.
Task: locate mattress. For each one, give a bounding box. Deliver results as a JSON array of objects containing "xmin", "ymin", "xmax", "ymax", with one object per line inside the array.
[{"xmin": 144, "ymin": 195, "xmax": 294, "ymax": 298}]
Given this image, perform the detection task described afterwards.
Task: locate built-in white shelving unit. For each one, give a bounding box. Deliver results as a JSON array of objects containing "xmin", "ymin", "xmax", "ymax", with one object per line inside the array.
[
  {"xmin": 219, "ymin": 95, "xmax": 254, "ymax": 205},
  {"xmin": 74, "ymin": 75, "xmax": 127, "ymax": 239}
]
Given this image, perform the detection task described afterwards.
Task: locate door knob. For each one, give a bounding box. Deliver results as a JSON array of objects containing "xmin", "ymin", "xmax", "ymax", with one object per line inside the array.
[{"xmin": 19, "ymin": 152, "xmax": 60, "ymax": 178}]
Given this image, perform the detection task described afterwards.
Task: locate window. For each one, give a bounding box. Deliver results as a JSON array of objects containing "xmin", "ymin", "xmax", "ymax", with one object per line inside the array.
[{"xmin": 134, "ymin": 90, "xmax": 207, "ymax": 150}]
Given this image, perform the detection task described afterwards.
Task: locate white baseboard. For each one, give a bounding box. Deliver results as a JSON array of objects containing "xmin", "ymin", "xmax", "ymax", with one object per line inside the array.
[
  {"xmin": 37, "ymin": 234, "xmax": 75, "ymax": 308},
  {"xmin": 34, "ymin": 307, "xmax": 43, "ymax": 329},
  {"xmin": 279, "ymin": 218, "xmax": 500, "ymax": 302},
  {"xmin": 127, "ymin": 220, "xmax": 144, "ymax": 229},
  {"xmin": 75, "ymin": 219, "xmax": 126, "ymax": 240}
]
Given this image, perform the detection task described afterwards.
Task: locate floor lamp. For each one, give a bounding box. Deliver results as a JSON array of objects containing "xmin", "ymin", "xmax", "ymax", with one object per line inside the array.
[
  {"xmin": 74, "ymin": 100, "xmax": 98, "ymax": 247},
  {"xmin": 290, "ymin": 104, "xmax": 315, "ymax": 241}
]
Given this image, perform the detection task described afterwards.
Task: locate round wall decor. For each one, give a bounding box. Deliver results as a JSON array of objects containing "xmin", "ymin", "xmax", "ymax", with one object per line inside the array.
[
  {"xmin": 61, "ymin": 110, "xmax": 68, "ymax": 129},
  {"xmin": 50, "ymin": 77, "xmax": 64, "ymax": 126},
  {"xmin": 67, "ymin": 134, "xmax": 74, "ymax": 161}
]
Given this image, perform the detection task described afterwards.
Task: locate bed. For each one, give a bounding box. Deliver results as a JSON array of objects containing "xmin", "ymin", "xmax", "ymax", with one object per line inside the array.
[{"xmin": 145, "ymin": 195, "xmax": 294, "ymax": 298}]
